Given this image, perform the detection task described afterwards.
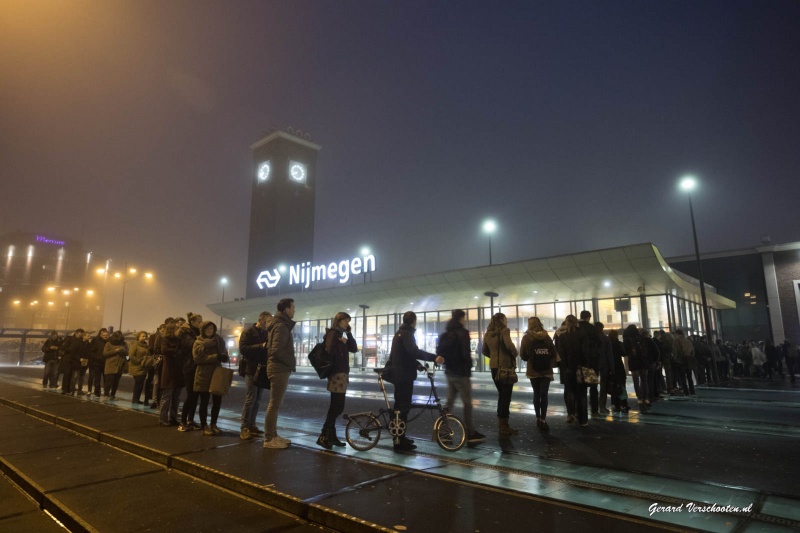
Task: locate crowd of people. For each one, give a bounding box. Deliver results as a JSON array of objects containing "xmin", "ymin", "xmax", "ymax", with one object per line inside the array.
[{"xmin": 39, "ymin": 300, "xmax": 799, "ymax": 453}]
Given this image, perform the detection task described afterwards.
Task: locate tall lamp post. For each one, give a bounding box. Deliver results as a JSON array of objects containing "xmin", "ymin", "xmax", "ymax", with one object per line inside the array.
[
  {"xmin": 359, "ymin": 304, "xmax": 369, "ymax": 370},
  {"xmin": 219, "ymin": 277, "xmax": 228, "ymax": 332},
  {"xmin": 112, "ymin": 262, "xmax": 154, "ymax": 333},
  {"xmin": 679, "ymin": 176, "xmax": 718, "ymax": 384},
  {"xmin": 482, "ymin": 219, "xmax": 497, "ymax": 266}
]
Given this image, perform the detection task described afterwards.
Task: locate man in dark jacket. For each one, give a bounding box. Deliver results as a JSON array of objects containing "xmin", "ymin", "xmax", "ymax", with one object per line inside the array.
[
  {"xmin": 388, "ymin": 311, "xmax": 443, "ymax": 451},
  {"xmin": 88, "ymin": 328, "xmax": 109, "ymax": 398},
  {"xmin": 594, "ymin": 322, "xmax": 613, "ymax": 415},
  {"xmin": 577, "ymin": 311, "xmax": 601, "ymax": 415},
  {"xmin": 60, "ymin": 328, "xmax": 85, "ymax": 395},
  {"xmin": 438, "ymin": 310, "xmax": 485, "ymax": 442},
  {"xmin": 41, "ymin": 331, "xmax": 62, "ymax": 390},
  {"xmin": 238, "ymin": 311, "xmax": 271, "ymax": 440},
  {"xmin": 177, "ymin": 313, "xmax": 202, "ymax": 432}
]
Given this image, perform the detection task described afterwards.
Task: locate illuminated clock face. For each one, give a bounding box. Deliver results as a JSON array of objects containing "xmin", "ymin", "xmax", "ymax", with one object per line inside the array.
[
  {"xmin": 289, "ymin": 161, "xmax": 307, "ymax": 183},
  {"xmin": 257, "ymin": 161, "xmax": 271, "ymax": 182}
]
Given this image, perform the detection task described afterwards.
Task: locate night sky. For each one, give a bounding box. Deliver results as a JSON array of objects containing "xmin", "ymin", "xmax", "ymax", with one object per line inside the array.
[{"xmin": 2, "ymin": 1, "xmax": 799, "ymax": 331}]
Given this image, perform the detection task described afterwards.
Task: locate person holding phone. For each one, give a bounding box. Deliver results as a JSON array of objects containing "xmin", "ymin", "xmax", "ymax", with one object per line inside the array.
[{"xmin": 316, "ymin": 312, "xmax": 358, "ymax": 449}]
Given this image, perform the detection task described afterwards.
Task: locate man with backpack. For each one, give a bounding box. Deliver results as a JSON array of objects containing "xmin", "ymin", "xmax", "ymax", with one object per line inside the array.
[
  {"xmin": 238, "ymin": 311, "xmax": 272, "ymax": 440},
  {"xmin": 438, "ymin": 309, "xmax": 486, "ymax": 443}
]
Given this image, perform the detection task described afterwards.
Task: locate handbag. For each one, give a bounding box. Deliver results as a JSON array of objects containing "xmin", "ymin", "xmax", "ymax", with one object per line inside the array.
[
  {"xmin": 254, "ymin": 364, "xmax": 271, "ymax": 389},
  {"xmin": 576, "ymin": 366, "xmax": 600, "ymax": 385},
  {"xmin": 494, "ymin": 333, "xmax": 518, "ymax": 385},
  {"xmin": 209, "ymin": 365, "xmax": 234, "ymax": 396}
]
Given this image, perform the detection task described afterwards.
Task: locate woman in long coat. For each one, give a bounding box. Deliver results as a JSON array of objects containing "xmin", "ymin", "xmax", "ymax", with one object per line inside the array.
[
  {"xmin": 482, "ymin": 312, "xmax": 519, "ymax": 437},
  {"xmin": 316, "ymin": 312, "xmax": 358, "ymax": 449},
  {"xmin": 193, "ymin": 321, "xmax": 228, "ymax": 435},
  {"xmin": 103, "ymin": 331, "xmax": 128, "ymax": 400}
]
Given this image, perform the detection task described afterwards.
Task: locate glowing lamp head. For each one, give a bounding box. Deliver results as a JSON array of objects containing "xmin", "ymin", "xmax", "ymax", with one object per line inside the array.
[
  {"xmin": 482, "ymin": 219, "xmax": 497, "ymax": 235},
  {"xmin": 114, "ymin": 273, "xmax": 122, "ymax": 279},
  {"xmin": 144, "ymin": 272, "xmax": 153, "ymax": 279},
  {"xmin": 361, "ymin": 247, "xmax": 371, "ymax": 256},
  {"xmin": 96, "ymin": 268, "xmax": 106, "ymax": 274},
  {"xmin": 679, "ymin": 176, "xmax": 697, "ymax": 192},
  {"xmin": 220, "ymin": 277, "xmax": 228, "ymax": 285}
]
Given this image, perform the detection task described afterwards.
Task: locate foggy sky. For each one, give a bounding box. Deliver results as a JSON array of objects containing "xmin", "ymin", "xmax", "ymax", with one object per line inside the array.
[{"xmin": 2, "ymin": 0, "xmax": 799, "ymax": 331}]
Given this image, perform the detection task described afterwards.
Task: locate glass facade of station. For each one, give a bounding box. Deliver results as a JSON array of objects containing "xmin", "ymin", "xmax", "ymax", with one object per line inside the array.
[{"xmin": 286, "ymin": 293, "xmax": 720, "ymax": 372}]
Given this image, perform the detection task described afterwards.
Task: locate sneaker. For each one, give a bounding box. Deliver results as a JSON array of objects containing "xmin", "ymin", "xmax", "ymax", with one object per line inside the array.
[
  {"xmin": 248, "ymin": 426, "xmax": 264, "ymax": 436},
  {"xmin": 263, "ymin": 438, "xmax": 289, "ymax": 449},
  {"xmin": 598, "ymin": 408, "xmax": 609, "ymax": 415},
  {"xmin": 580, "ymin": 422, "xmax": 589, "ymax": 427},
  {"xmin": 540, "ymin": 420, "xmax": 550, "ymax": 431},
  {"xmin": 188, "ymin": 421, "xmax": 201, "ymax": 430},
  {"xmin": 272, "ymin": 435, "xmax": 291, "ymax": 446},
  {"xmin": 210, "ymin": 425, "xmax": 222, "ymax": 435},
  {"xmin": 467, "ymin": 430, "xmax": 487, "ymax": 442},
  {"xmin": 94, "ymin": 394, "xmax": 101, "ymax": 400},
  {"xmin": 202, "ymin": 426, "xmax": 213, "ymax": 436},
  {"xmin": 566, "ymin": 415, "xmax": 576, "ymax": 424},
  {"xmin": 177, "ymin": 423, "xmax": 192, "ymax": 432},
  {"xmin": 240, "ymin": 428, "xmax": 253, "ymax": 440}
]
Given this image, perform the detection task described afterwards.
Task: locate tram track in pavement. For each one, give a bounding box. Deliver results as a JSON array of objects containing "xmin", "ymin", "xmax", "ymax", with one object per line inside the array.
[{"xmin": 2, "ymin": 367, "xmax": 799, "ymax": 532}]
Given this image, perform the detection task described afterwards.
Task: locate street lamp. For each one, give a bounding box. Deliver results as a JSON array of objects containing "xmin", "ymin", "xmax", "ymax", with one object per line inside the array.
[
  {"xmin": 360, "ymin": 247, "xmax": 372, "ymax": 283},
  {"xmin": 113, "ymin": 262, "xmax": 154, "ymax": 333},
  {"xmin": 359, "ymin": 304, "xmax": 370, "ymax": 370},
  {"xmin": 219, "ymin": 277, "xmax": 228, "ymax": 331},
  {"xmin": 679, "ymin": 175, "xmax": 718, "ymax": 384},
  {"xmin": 482, "ymin": 219, "xmax": 497, "ymax": 265}
]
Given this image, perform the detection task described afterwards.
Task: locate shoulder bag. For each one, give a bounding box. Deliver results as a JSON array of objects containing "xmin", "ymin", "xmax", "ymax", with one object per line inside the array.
[{"xmin": 494, "ymin": 332, "xmax": 518, "ymax": 385}]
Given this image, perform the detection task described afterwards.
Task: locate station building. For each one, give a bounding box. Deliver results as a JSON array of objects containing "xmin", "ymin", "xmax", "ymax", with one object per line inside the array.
[{"xmin": 207, "ymin": 129, "xmax": 800, "ymax": 371}]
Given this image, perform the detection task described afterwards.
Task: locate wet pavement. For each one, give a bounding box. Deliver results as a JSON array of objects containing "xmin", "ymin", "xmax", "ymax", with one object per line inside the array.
[{"xmin": 0, "ymin": 367, "xmax": 798, "ymax": 532}]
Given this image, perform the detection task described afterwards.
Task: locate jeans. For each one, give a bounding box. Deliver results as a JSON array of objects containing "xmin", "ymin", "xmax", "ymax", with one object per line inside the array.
[
  {"xmin": 530, "ymin": 377, "xmax": 551, "ymax": 419},
  {"xmin": 241, "ymin": 373, "xmax": 265, "ymax": 430},
  {"xmin": 42, "ymin": 361, "xmax": 58, "ymax": 387},
  {"xmin": 159, "ymin": 386, "xmax": 181, "ymax": 424},
  {"xmin": 104, "ymin": 373, "xmax": 121, "ymax": 397},
  {"xmin": 89, "ymin": 365, "xmax": 103, "ymax": 396},
  {"xmin": 181, "ymin": 371, "xmax": 198, "ymax": 425},
  {"xmin": 446, "ymin": 374, "xmax": 474, "ymax": 432},
  {"xmin": 631, "ymin": 369, "xmax": 650, "ymax": 403},
  {"xmin": 264, "ymin": 372, "xmax": 289, "ymax": 438},
  {"xmin": 490, "ymin": 368, "xmax": 513, "ymax": 419},
  {"xmin": 198, "ymin": 392, "xmax": 222, "ymax": 427},
  {"xmin": 132, "ymin": 375, "xmax": 146, "ymax": 403}
]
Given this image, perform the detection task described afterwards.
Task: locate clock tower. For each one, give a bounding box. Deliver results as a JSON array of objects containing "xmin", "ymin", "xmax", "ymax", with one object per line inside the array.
[{"xmin": 246, "ymin": 128, "xmax": 320, "ymax": 298}]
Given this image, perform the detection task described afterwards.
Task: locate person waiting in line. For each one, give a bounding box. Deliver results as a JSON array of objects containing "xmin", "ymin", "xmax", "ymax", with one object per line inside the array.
[
  {"xmin": 59, "ymin": 328, "xmax": 85, "ymax": 395},
  {"xmin": 387, "ymin": 311, "xmax": 443, "ymax": 451},
  {"xmin": 655, "ymin": 330, "xmax": 676, "ymax": 394},
  {"xmin": 193, "ymin": 321, "xmax": 229, "ymax": 436},
  {"xmin": 555, "ymin": 315, "xmax": 586, "ymax": 425},
  {"xmin": 640, "ymin": 329, "xmax": 661, "ymax": 404},
  {"xmin": 103, "ymin": 331, "xmax": 128, "ymax": 400},
  {"xmin": 595, "ymin": 322, "xmax": 613, "ymax": 415},
  {"xmin": 41, "ymin": 330, "xmax": 62, "ymax": 390},
  {"xmin": 148, "ymin": 320, "xmax": 171, "ymax": 409},
  {"xmin": 317, "ymin": 311, "xmax": 358, "ymax": 449},
  {"xmin": 88, "ymin": 328, "xmax": 109, "ymax": 399},
  {"xmin": 178, "ymin": 312, "xmax": 202, "ymax": 432},
  {"xmin": 238, "ymin": 311, "xmax": 272, "ymax": 441},
  {"xmin": 783, "ymin": 339, "xmax": 798, "ymax": 384},
  {"xmin": 482, "ymin": 312, "xmax": 520, "ymax": 437},
  {"xmin": 576, "ymin": 311, "xmax": 602, "ymax": 416},
  {"xmin": 607, "ymin": 329, "xmax": 629, "ymax": 413},
  {"xmin": 76, "ymin": 331, "xmax": 91, "ymax": 395},
  {"xmin": 263, "ymin": 298, "xmax": 298, "ymax": 449},
  {"xmin": 623, "ymin": 325, "xmax": 650, "ymax": 413},
  {"xmin": 520, "ymin": 317, "xmax": 557, "ymax": 431},
  {"xmin": 438, "ymin": 309, "xmax": 486, "ymax": 443},
  {"xmin": 128, "ymin": 331, "xmax": 151, "ymax": 405},
  {"xmin": 158, "ymin": 318, "xmax": 183, "ymax": 426},
  {"xmin": 672, "ymin": 329, "xmax": 696, "ymax": 396}
]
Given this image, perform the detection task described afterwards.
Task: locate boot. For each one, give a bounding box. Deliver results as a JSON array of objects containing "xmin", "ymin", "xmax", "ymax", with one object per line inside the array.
[
  {"xmin": 498, "ymin": 417, "xmax": 514, "ymax": 438},
  {"xmin": 329, "ymin": 427, "xmax": 346, "ymax": 447},
  {"xmin": 316, "ymin": 427, "xmax": 332, "ymax": 450}
]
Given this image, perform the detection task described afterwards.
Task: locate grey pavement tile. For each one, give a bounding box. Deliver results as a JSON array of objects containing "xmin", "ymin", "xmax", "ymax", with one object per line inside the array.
[
  {"xmin": 0, "ymin": 423, "xmax": 86, "ymax": 455},
  {"xmin": 0, "ymin": 512, "xmax": 67, "ymax": 533},
  {"xmin": 0, "ymin": 474, "xmax": 40, "ymax": 519},
  {"xmin": 760, "ymin": 495, "xmax": 800, "ymax": 522}
]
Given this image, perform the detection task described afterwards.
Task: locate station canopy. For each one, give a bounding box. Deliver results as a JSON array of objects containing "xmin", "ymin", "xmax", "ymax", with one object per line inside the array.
[{"xmin": 208, "ymin": 243, "xmax": 736, "ymax": 324}]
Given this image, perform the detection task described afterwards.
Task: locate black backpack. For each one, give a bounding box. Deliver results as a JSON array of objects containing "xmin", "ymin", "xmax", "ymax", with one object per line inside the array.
[{"xmin": 308, "ymin": 341, "xmax": 332, "ymax": 379}]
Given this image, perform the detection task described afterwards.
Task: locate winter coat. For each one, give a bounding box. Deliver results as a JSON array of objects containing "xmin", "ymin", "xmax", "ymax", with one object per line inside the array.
[
  {"xmin": 178, "ymin": 323, "xmax": 199, "ymax": 375},
  {"xmin": 643, "ymin": 337, "xmax": 660, "ymax": 368},
  {"xmin": 239, "ymin": 321, "xmax": 270, "ymax": 376},
  {"xmin": 673, "ymin": 335, "xmax": 697, "ymax": 370},
  {"xmin": 267, "ymin": 311, "xmax": 296, "ymax": 374},
  {"xmin": 192, "ymin": 321, "xmax": 229, "ymax": 393},
  {"xmin": 41, "ymin": 336, "xmax": 62, "ymax": 363},
  {"xmin": 59, "ymin": 334, "xmax": 84, "ymax": 372},
  {"xmin": 103, "ymin": 333, "xmax": 128, "ymax": 375},
  {"xmin": 623, "ymin": 327, "xmax": 646, "ymax": 371},
  {"xmin": 388, "ymin": 323, "xmax": 438, "ymax": 384},
  {"xmin": 577, "ymin": 320, "xmax": 601, "ymax": 371},
  {"xmin": 751, "ymin": 347, "xmax": 766, "ymax": 366},
  {"xmin": 324, "ymin": 326, "xmax": 358, "ymax": 376},
  {"xmin": 438, "ymin": 318, "xmax": 472, "ymax": 378},
  {"xmin": 555, "ymin": 328, "xmax": 582, "ymax": 383},
  {"xmin": 520, "ymin": 329, "xmax": 557, "ymax": 380},
  {"xmin": 597, "ymin": 333, "xmax": 614, "ymax": 372},
  {"xmin": 482, "ymin": 325, "xmax": 517, "ymax": 370},
  {"xmin": 89, "ymin": 335, "xmax": 108, "ymax": 368},
  {"xmin": 159, "ymin": 329, "xmax": 183, "ymax": 389},
  {"xmin": 128, "ymin": 335, "xmax": 151, "ymax": 377},
  {"xmin": 611, "ymin": 339, "xmax": 627, "ymax": 380}
]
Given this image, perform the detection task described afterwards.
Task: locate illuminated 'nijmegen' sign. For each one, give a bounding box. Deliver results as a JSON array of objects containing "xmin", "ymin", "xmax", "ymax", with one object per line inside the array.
[
  {"xmin": 256, "ymin": 254, "xmax": 376, "ymax": 290},
  {"xmin": 35, "ymin": 235, "xmax": 65, "ymax": 246}
]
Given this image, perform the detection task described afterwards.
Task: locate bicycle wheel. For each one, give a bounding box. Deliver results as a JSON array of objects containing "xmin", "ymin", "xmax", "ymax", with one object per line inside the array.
[
  {"xmin": 433, "ymin": 414, "xmax": 466, "ymax": 451},
  {"xmin": 345, "ymin": 414, "xmax": 382, "ymax": 451}
]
